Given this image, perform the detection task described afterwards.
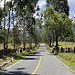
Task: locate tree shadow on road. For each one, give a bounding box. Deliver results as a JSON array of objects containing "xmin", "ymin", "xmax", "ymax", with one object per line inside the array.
[
  {"xmin": 0, "ymin": 71, "xmax": 38, "ymax": 75},
  {"xmin": 23, "ymin": 58, "xmax": 39, "ymax": 60},
  {"xmin": 28, "ymin": 54, "xmax": 42, "ymax": 56}
]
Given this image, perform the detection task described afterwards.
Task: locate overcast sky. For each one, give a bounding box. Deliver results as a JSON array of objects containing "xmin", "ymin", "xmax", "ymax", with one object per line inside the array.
[{"xmin": 0, "ymin": 0, "xmax": 75, "ymax": 18}]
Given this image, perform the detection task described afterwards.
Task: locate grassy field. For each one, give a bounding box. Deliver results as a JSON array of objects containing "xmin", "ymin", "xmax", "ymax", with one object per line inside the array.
[
  {"xmin": 52, "ymin": 42, "xmax": 75, "ymax": 48},
  {"xmin": 0, "ymin": 43, "xmax": 40, "ymax": 71},
  {"xmin": 46, "ymin": 42, "xmax": 75, "ymax": 75},
  {"xmin": 58, "ymin": 42, "xmax": 75, "ymax": 48},
  {"xmin": 0, "ymin": 43, "xmax": 35, "ymax": 50}
]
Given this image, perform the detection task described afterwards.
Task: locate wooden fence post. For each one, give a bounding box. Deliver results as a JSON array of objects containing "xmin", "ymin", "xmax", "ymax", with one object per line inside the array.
[{"xmin": 74, "ymin": 47, "xmax": 75, "ymax": 53}]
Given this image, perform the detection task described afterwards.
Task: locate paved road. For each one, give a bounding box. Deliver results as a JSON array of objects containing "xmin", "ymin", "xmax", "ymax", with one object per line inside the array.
[{"xmin": 0, "ymin": 43, "xmax": 73, "ymax": 75}]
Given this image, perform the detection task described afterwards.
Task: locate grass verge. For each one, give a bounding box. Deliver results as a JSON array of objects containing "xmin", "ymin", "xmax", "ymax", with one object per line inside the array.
[
  {"xmin": 0, "ymin": 43, "xmax": 40, "ymax": 72},
  {"xmin": 56, "ymin": 53, "xmax": 75, "ymax": 75},
  {"xmin": 46, "ymin": 43, "xmax": 75, "ymax": 75}
]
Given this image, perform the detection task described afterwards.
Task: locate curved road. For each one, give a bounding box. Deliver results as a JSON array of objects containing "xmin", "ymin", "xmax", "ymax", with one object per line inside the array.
[{"xmin": 0, "ymin": 43, "xmax": 73, "ymax": 75}]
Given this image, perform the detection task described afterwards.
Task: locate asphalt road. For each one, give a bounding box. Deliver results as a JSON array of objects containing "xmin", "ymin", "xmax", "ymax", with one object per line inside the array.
[{"xmin": 0, "ymin": 43, "xmax": 73, "ymax": 75}]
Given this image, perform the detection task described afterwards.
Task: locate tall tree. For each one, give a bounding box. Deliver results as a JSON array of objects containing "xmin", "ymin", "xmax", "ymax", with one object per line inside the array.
[
  {"xmin": 3, "ymin": 0, "xmax": 6, "ymax": 50},
  {"xmin": 14, "ymin": 0, "xmax": 39, "ymax": 49},
  {"xmin": 44, "ymin": 6, "xmax": 72, "ymax": 52},
  {"xmin": 11, "ymin": 0, "xmax": 15, "ymax": 50},
  {"xmin": 0, "ymin": 7, "xmax": 3, "ymax": 27},
  {"xmin": 46, "ymin": 0, "xmax": 69, "ymax": 16},
  {"xmin": 6, "ymin": 1, "xmax": 12, "ymax": 49},
  {"xmin": 12, "ymin": 24, "xmax": 21, "ymax": 49}
]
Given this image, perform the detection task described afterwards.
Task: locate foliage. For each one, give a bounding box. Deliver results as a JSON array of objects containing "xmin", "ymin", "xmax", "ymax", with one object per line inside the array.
[
  {"xmin": 46, "ymin": 0, "xmax": 69, "ymax": 16},
  {"xmin": 13, "ymin": 25, "xmax": 21, "ymax": 46},
  {"xmin": 65, "ymin": 32, "xmax": 75, "ymax": 42},
  {"xmin": 44, "ymin": 6, "xmax": 72, "ymax": 51},
  {"xmin": 0, "ymin": 36, "xmax": 4, "ymax": 43}
]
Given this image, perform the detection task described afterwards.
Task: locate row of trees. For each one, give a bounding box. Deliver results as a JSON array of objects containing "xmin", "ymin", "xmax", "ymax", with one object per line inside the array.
[
  {"xmin": 44, "ymin": 6, "xmax": 72, "ymax": 52},
  {"xmin": 0, "ymin": 0, "xmax": 74, "ymax": 53},
  {"xmin": 41, "ymin": 0, "xmax": 73, "ymax": 52},
  {"xmin": 0, "ymin": 0, "xmax": 42, "ymax": 51}
]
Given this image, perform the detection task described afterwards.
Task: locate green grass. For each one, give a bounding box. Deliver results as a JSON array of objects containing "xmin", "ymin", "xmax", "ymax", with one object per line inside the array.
[
  {"xmin": 0, "ymin": 43, "xmax": 36, "ymax": 50},
  {"xmin": 56, "ymin": 53, "xmax": 75, "ymax": 75},
  {"xmin": 51, "ymin": 42, "xmax": 75, "ymax": 48},
  {"xmin": 58, "ymin": 42, "xmax": 75, "ymax": 48}
]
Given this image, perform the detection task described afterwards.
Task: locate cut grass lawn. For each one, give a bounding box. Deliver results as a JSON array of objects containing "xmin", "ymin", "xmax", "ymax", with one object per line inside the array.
[{"xmin": 46, "ymin": 42, "xmax": 75, "ymax": 75}]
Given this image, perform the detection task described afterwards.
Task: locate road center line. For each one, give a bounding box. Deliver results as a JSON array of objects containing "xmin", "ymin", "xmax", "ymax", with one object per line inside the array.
[{"xmin": 32, "ymin": 51, "xmax": 42, "ymax": 75}]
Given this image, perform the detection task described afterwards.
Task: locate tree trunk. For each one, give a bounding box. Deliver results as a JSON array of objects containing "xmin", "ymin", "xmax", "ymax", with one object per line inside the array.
[
  {"xmin": 49, "ymin": 38, "xmax": 51, "ymax": 47},
  {"xmin": 35, "ymin": 43, "xmax": 37, "ymax": 47},
  {"xmin": 23, "ymin": 27, "xmax": 26, "ymax": 50},
  {"xmin": 35, "ymin": 42, "xmax": 37, "ymax": 47},
  {"xmin": 6, "ymin": 10, "xmax": 10, "ymax": 49},
  {"xmin": 23, "ymin": 42, "xmax": 26, "ymax": 50},
  {"xmin": 4, "ymin": 0, "xmax": 6, "ymax": 50},
  {"xmin": 56, "ymin": 31, "xmax": 59, "ymax": 52},
  {"xmin": 12, "ymin": 6, "xmax": 15, "ymax": 50},
  {"xmin": 30, "ymin": 37, "xmax": 32, "ymax": 49},
  {"xmin": 53, "ymin": 31, "xmax": 55, "ymax": 46}
]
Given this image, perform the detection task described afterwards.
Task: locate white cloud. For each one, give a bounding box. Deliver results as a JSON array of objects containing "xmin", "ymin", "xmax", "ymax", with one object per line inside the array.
[
  {"xmin": 33, "ymin": 0, "xmax": 46, "ymax": 19},
  {"xmin": 37, "ymin": 0, "xmax": 46, "ymax": 9},
  {"xmin": 0, "ymin": 0, "xmax": 11, "ymax": 8}
]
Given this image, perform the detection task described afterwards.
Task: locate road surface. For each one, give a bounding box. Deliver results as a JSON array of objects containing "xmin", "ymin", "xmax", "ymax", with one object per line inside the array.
[{"xmin": 0, "ymin": 43, "xmax": 73, "ymax": 75}]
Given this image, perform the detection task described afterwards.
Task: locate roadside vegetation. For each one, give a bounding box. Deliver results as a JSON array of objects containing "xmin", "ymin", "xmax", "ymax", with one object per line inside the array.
[
  {"xmin": 0, "ymin": 0, "xmax": 75, "ymax": 74},
  {"xmin": 0, "ymin": 0, "xmax": 42, "ymax": 71},
  {"xmin": 0, "ymin": 43, "xmax": 40, "ymax": 71},
  {"xmin": 43, "ymin": 1, "xmax": 75, "ymax": 74},
  {"xmin": 46, "ymin": 42, "xmax": 75, "ymax": 74}
]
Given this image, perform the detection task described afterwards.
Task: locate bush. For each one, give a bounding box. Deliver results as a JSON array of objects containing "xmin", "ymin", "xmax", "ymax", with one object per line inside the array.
[
  {"xmin": 65, "ymin": 32, "xmax": 75, "ymax": 42},
  {"xmin": 0, "ymin": 66, "xmax": 2, "ymax": 71}
]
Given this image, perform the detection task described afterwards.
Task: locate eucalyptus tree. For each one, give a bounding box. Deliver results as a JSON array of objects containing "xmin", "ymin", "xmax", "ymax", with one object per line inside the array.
[
  {"xmin": 0, "ymin": 7, "xmax": 3, "ymax": 39},
  {"xmin": 11, "ymin": 0, "xmax": 15, "ymax": 49},
  {"xmin": 6, "ymin": 1, "xmax": 12, "ymax": 49},
  {"xmin": 44, "ymin": 6, "xmax": 55, "ymax": 47},
  {"xmin": 31, "ymin": 18, "xmax": 42, "ymax": 47},
  {"xmin": 45, "ymin": 19, "xmax": 55, "ymax": 47},
  {"xmin": 60, "ymin": 13, "xmax": 72, "ymax": 38},
  {"xmin": 12, "ymin": 23, "xmax": 21, "ymax": 49},
  {"xmin": 0, "ymin": 7, "xmax": 3, "ymax": 49},
  {"xmin": 44, "ymin": 6, "xmax": 72, "ymax": 52},
  {"xmin": 3, "ymin": 0, "xmax": 6, "ymax": 50},
  {"xmin": 0, "ymin": 7, "xmax": 3, "ymax": 27},
  {"xmin": 14, "ymin": 0, "xmax": 39, "ymax": 49},
  {"xmin": 46, "ymin": 0, "xmax": 69, "ymax": 16}
]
